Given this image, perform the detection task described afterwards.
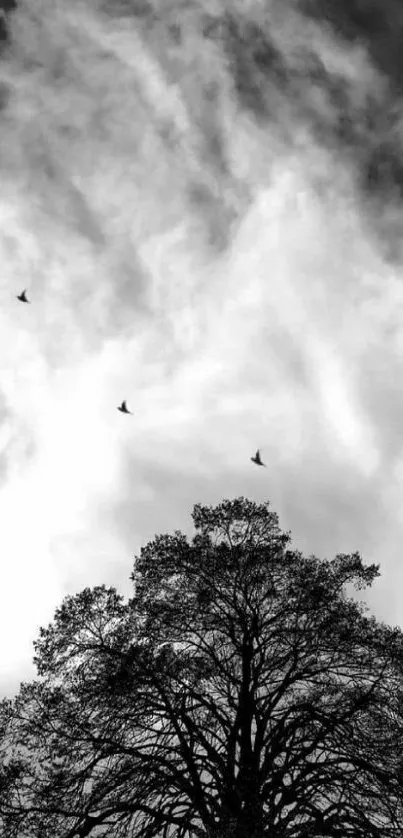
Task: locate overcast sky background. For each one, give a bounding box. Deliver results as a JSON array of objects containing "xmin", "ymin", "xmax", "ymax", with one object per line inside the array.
[{"xmin": 1, "ymin": 0, "xmax": 403, "ymax": 697}]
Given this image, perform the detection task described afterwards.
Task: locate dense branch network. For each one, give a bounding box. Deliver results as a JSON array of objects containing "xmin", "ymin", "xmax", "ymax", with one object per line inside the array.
[{"xmin": 1, "ymin": 498, "xmax": 403, "ymax": 838}]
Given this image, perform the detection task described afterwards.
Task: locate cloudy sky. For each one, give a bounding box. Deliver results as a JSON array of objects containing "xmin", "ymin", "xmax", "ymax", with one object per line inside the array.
[{"xmin": 1, "ymin": 0, "xmax": 403, "ymax": 696}]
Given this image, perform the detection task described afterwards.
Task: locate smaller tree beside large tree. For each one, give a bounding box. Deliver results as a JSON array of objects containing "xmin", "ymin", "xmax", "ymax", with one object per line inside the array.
[{"xmin": 1, "ymin": 496, "xmax": 403, "ymax": 837}]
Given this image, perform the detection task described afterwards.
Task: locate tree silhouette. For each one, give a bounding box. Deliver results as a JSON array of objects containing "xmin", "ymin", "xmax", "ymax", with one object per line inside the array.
[{"xmin": 1, "ymin": 497, "xmax": 403, "ymax": 837}]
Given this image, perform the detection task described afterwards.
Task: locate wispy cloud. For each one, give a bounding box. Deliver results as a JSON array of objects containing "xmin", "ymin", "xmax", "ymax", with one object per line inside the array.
[{"xmin": 0, "ymin": 0, "xmax": 403, "ymax": 694}]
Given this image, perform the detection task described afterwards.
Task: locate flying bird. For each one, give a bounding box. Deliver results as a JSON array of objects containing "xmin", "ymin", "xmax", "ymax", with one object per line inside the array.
[
  {"xmin": 16, "ymin": 289, "xmax": 30, "ymax": 303},
  {"xmin": 117, "ymin": 400, "xmax": 133, "ymax": 414},
  {"xmin": 251, "ymin": 449, "xmax": 267, "ymax": 467}
]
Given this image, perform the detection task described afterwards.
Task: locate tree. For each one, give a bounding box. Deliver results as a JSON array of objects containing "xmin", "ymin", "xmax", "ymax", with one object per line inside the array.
[{"xmin": 1, "ymin": 497, "xmax": 403, "ymax": 837}]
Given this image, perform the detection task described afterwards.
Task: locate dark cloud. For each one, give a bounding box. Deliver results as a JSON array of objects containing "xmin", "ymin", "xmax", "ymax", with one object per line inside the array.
[
  {"xmin": 0, "ymin": 0, "xmax": 16, "ymax": 51},
  {"xmin": 364, "ymin": 138, "xmax": 403, "ymax": 200},
  {"xmin": 219, "ymin": 14, "xmax": 290, "ymax": 119},
  {"xmin": 0, "ymin": 0, "xmax": 17, "ymax": 11},
  {"xmin": 184, "ymin": 1, "xmax": 403, "ymax": 262},
  {"xmin": 301, "ymin": 0, "xmax": 403, "ymax": 89},
  {"xmin": 292, "ymin": 0, "xmax": 403, "ymax": 258}
]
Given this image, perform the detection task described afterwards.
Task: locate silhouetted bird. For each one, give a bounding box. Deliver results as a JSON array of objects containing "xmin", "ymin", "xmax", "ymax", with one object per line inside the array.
[
  {"xmin": 117, "ymin": 400, "xmax": 132, "ymax": 414},
  {"xmin": 251, "ymin": 449, "xmax": 266, "ymax": 467},
  {"xmin": 16, "ymin": 289, "xmax": 30, "ymax": 303}
]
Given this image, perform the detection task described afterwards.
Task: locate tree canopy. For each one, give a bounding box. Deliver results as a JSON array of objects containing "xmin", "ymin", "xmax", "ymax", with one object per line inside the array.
[{"xmin": 1, "ymin": 496, "xmax": 403, "ymax": 838}]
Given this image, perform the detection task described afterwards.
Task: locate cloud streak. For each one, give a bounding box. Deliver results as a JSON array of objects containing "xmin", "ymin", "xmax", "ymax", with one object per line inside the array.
[{"xmin": 0, "ymin": 0, "xmax": 402, "ymax": 694}]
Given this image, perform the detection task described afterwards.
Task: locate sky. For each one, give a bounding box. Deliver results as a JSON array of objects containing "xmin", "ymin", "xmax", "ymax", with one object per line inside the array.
[{"xmin": 0, "ymin": 0, "xmax": 403, "ymax": 697}]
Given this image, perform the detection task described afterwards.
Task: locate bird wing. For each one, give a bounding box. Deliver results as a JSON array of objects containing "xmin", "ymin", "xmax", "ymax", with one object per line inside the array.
[{"xmin": 121, "ymin": 401, "xmax": 127, "ymax": 410}]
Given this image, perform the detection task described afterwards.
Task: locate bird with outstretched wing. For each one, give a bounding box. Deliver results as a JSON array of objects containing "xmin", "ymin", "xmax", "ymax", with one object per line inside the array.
[
  {"xmin": 251, "ymin": 449, "xmax": 267, "ymax": 467},
  {"xmin": 117, "ymin": 400, "xmax": 132, "ymax": 414},
  {"xmin": 16, "ymin": 289, "xmax": 30, "ymax": 303}
]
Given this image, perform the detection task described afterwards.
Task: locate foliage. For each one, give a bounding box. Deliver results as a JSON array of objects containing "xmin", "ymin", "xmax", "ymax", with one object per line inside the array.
[{"xmin": 1, "ymin": 497, "xmax": 403, "ymax": 837}]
